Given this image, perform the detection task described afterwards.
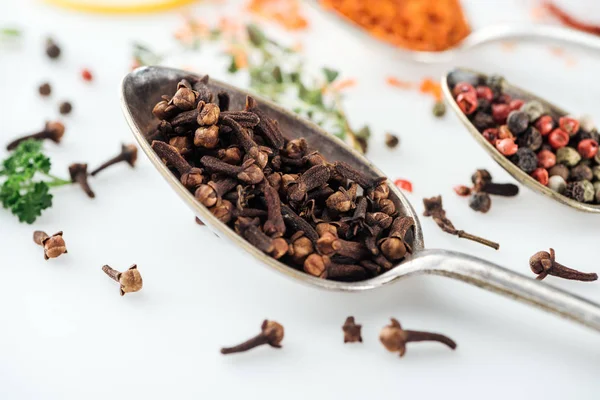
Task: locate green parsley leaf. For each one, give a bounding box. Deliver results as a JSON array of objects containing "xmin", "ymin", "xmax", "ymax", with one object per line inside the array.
[
  {"xmin": 322, "ymin": 67, "xmax": 339, "ymax": 83},
  {"xmin": 246, "ymin": 24, "xmax": 266, "ymax": 47}
]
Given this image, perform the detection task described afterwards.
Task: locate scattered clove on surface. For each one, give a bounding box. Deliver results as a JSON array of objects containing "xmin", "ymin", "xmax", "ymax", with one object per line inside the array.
[
  {"xmin": 33, "ymin": 230, "xmax": 67, "ymax": 260},
  {"xmin": 423, "ymin": 196, "xmax": 499, "ymax": 250},
  {"xmin": 91, "ymin": 144, "xmax": 138, "ymax": 176},
  {"xmin": 69, "ymin": 163, "xmax": 95, "ymax": 198},
  {"xmin": 455, "ymin": 169, "xmax": 519, "ymax": 213},
  {"xmin": 7, "ymin": 121, "xmax": 65, "ymax": 151},
  {"xmin": 102, "ymin": 264, "xmax": 143, "ymax": 296},
  {"xmin": 379, "ymin": 318, "xmax": 457, "ymax": 357},
  {"xmin": 342, "ymin": 316, "xmax": 363, "ymax": 343},
  {"xmin": 221, "ymin": 320, "xmax": 284, "ymax": 355},
  {"xmin": 529, "ymin": 248, "xmax": 598, "ymax": 282}
]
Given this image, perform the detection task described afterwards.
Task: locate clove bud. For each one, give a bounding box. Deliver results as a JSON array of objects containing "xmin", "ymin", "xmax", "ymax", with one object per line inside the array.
[
  {"xmin": 7, "ymin": 121, "xmax": 65, "ymax": 151},
  {"xmin": 221, "ymin": 320, "xmax": 284, "ymax": 355},
  {"xmin": 90, "ymin": 144, "xmax": 138, "ymax": 176},
  {"xmin": 102, "ymin": 264, "xmax": 143, "ymax": 296},
  {"xmin": 69, "ymin": 163, "xmax": 95, "ymax": 198},
  {"xmin": 33, "ymin": 230, "xmax": 67, "ymax": 260},
  {"xmin": 379, "ymin": 318, "xmax": 457, "ymax": 357}
]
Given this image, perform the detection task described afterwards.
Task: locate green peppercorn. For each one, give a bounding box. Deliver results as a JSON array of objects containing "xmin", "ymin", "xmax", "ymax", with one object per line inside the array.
[
  {"xmin": 521, "ymin": 100, "xmax": 545, "ymax": 122},
  {"xmin": 549, "ymin": 164, "xmax": 570, "ymax": 181},
  {"xmin": 556, "ymin": 147, "xmax": 581, "ymax": 167},
  {"xmin": 592, "ymin": 165, "xmax": 600, "ymax": 181},
  {"xmin": 432, "ymin": 101, "xmax": 446, "ymax": 118},
  {"xmin": 548, "ymin": 175, "xmax": 567, "ymax": 194},
  {"xmin": 594, "ymin": 182, "xmax": 600, "ymax": 203},
  {"xmin": 571, "ymin": 164, "xmax": 593, "ymax": 181}
]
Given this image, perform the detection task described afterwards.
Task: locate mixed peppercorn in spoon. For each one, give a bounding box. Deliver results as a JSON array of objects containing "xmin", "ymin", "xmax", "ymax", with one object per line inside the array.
[{"xmin": 148, "ymin": 76, "xmax": 415, "ymax": 282}]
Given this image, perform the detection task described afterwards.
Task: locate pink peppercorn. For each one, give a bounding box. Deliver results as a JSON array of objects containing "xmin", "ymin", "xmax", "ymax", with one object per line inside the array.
[
  {"xmin": 496, "ymin": 138, "xmax": 518, "ymax": 156},
  {"xmin": 482, "ymin": 128, "xmax": 498, "ymax": 144},
  {"xmin": 559, "ymin": 116, "xmax": 580, "ymax": 136},
  {"xmin": 577, "ymin": 139, "xmax": 599, "ymax": 159},
  {"xmin": 548, "ymin": 128, "xmax": 570, "ymax": 149},
  {"xmin": 535, "ymin": 115, "xmax": 554, "ymax": 136},
  {"xmin": 81, "ymin": 68, "xmax": 93, "ymax": 82},
  {"xmin": 452, "ymin": 82, "xmax": 476, "ymax": 98},
  {"xmin": 456, "ymin": 92, "xmax": 477, "ymax": 115},
  {"xmin": 454, "ymin": 185, "xmax": 471, "ymax": 196},
  {"xmin": 492, "ymin": 103, "xmax": 510, "ymax": 124},
  {"xmin": 394, "ymin": 179, "xmax": 413, "ymax": 193},
  {"xmin": 498, "ymin": 125, "xmax": 514, "ymax": 140},
  {"xmin": 509, "ymin": 99, "xmax": 524, "ymax": 111},
  {"xmin": 531, "ymin": 168, "xmax": 549, "ymax": 186},
  {"xmin": 537, "ymin": 149, "xmax": 556, "ymax": 169},
  {"xmin": 475, "ymin": 86, "xmax": 493, "ymax": 101},
  {"xmin": 496, "ymin": 93, "xmax": 511, "ymax": 104}
]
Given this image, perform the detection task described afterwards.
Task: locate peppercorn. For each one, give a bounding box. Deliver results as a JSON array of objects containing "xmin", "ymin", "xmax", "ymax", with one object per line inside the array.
[
  {"xmin": 548, "ymin": 129, "xmax": 570, "ymax": 149},
  {"xmin": 511, "ymin": 148, "xmax": 537, "ymax": 173},
  {"xmin": 535, "ymin": 115, "xmax": 554, "ymax": 136},
  {"xmin": 521, "ymin": 100, "xmax": 544, "ymax": 122},
  {"xmin": 559, "ymin": 116, "xmax": 580, "ymax": 136},
  {"xmin": 81, "ymin": 68, "xmax": 93, "ymax": 82},
  {"xmin": 469, "ymin": 192, "xmax": 491, "ymax": 213},
  {"xmin": 507, "ymin": 111, "xmax": 529, "ymax": 135},
  {"xmin": 432, "ymin": 101, "xmax": 446, "ymax": 117},
  {"xmin": 486, "ymin": 74, "xmax": 504, "ymax": 95},
  {"xmin": 579, "ymin": 114, "xmax": 595, "ymax": 132},
  {"xmin": 509, "ymin": 99, "xmax": 524, "ymax": 112},
  {"xmin": 477, "ymin": 98, "xmax": 491, "ymax": 113},
  {"xmin": 59, "ymin": 101, "xmax": 72, "ymax": 115},
  {"xmin": 565, "ymin": 180, "xmax": 594, "ymax": 203},
  {"xmin": 482, "ymin": 128, "xmax": 498, "ymax": 144},
  {"xmin": 452, "ymin": 82, "xmax": 476, "ymax": 98},
  {"xmin": 456, "ymin": 92, "xmax": 477, "ymax": 115},
  {"xmin": 570, "ymin": 164, "xmax": 593, "ymax": 182},
  {"xmin": 577, "ymin": 139, "xmax": 598, "ymax": 159},
  {"xmin": 475, "ymin": 86, "xmax": 493, "ymax": 101},
  {"xmin": 492, "ymin": 103, "xmax": 510, "ymax": 124},
  {"xmin": 471, "ymin": 169, "xmax": 492, "ymax": 187},
  {"xmin": 38, "ymin": 82, "xmax": 51, "ymax": 96},
  {"xmin": 496, "ymin": 138, "xmax": 518, "ymax": 156},
  {"xmin": 45, "ymin": 38, "xmax": 61, "ymax": 59},
  {"xmin": 496, "ymin": 93, "xmax": 511, "ymax": 104},
  {"xmin": 385, "ymin": 132, "xmax": 400, "ymax": 148},
  {"xmin": 549, "ymin": 164, "xmax": 570, "ymax": 181},
  {"xmin": 548, "ymin": 175, "xmax": 567, "ymax": 193},
  {"xmin": 556, "ymin": 147, "xmax": 581, "ymax": 167},
  {"xmin": 471, "ymin": 111, "xmax": 494, "ymax": 131},
  {"xmin": 531, "ymin": 168, "xmax": 549, "ymax": 186},
  {"xmin": 537, "ymin": 149, "xmax": 556, "ymax": 169},
  {"xmin": 517, "ymin": 127, "xmax": 542, "ymax": 151},
  {"xmin": 592, "ymin": 165, "xmax": 600, "ymax": 181},
  {"xmin": 498, "ymin": 125, "xmax": 513, "ymax": 140}
]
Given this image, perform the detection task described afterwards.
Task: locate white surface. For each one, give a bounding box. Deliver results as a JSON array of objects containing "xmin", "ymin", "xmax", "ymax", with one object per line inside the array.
[{"xmin": 1, "ymin": 1, "xmax": 600, "ymax": 399}]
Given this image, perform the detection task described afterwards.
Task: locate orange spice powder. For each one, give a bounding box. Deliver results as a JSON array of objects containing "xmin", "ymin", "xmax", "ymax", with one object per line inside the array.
[
  {"xmin": 320, "ymin": 0, "xmax": 471, "ymax": 52},
  {"xmin": 387, "ymin": 76, "xmax": 442, "ymax": 102},
  {"xmin": 247, "ymin": 0, "xmax": 309, "ymax": 31}
]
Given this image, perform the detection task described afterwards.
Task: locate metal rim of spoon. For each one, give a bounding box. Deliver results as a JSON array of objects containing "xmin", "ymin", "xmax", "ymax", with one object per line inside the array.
[
  {"xmin": 311, "ymin": 2, "xmax": 600, "ymax": 64},
  {"xmin": 121, "ymin": 66, "xmax": 600, "ymax": 333},
  {"xmin": 442, "ymin": 67, "xmax": 600, "ymax": 213}
]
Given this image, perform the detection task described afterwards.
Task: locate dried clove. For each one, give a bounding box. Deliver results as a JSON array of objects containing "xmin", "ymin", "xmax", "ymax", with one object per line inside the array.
[
  {"xmin": 334, "ymin": 161, "xmax": 383, "ymax": 190},
  {"xmin": 200, "ymin": 156, "xmax": 264, "ymax": 185},
  {"xmin": 7, "ymin": 121, "xmax": 65, "ymax": 151},
  {"xmin": 220, "ymin": 320, "xmax": 284, "ymax": 355},
  {"xmin": 262, "ymin": 182, "xmax": 286, "ymax": 237},
  {"xmin": 240, "ymin": 223, "xmax": 288, "ymax": 259},
  {"xmin": 287, "ymin": 164, "xmax": 331, "ymax": 202},
  {"xmin": 102, "ymin": 264, "xmax": 143, "ymax": 296},
  {"xmin": 69, "ymin": 163, "xmax": 95, "ymax": 198},
  {"xmin": 280, "ymin": 204, "xmax": 319, "ymax": 244},
  {"xmin": 211, "ymin": 199, "xmax": 234, "ymax": 224},
  {"xmin": 304, "ymin": 254, "xmax": 368, "ymax": 281},
  {"xmin": 379, "ymin": 318, "xmax": 457, "ymax": 357},
  {"xmin": 317, "ymin": 232, "xmax": 369, "ymax": 260},
  {"xmin": 245, "ymin": 96, "xmax": 285, "ymax": 149},
  {"xmin": 90, "ymin": 144, "xmax": 138, "ymax": 176},
  {"xmin": 342, "ymin": 316, "xmax": 363, "ymax": 343},
  {"xmin": 195, "ymin": 178, "xmax": 238, "ymax": 208},
  {"xmin": 152, "ymin": 141, "xmax": 204, "ymax": 190},
  {"xmin": 325, "ymin": 183, "xmax": 357, "ymax": 213},
  {"xmin": 378, "ymin": 216, "xmax": 414, "ymax": 260},
  {"xmin": 530, "ymin": 248, "xmax": 598, "ymax": 282},
  {"xmin": 288, "ymin": 232, "xmax": 314, "ymax": 264},
  {"xmin": 423, "ymin": 196, "xmax": 499, "ymax": 250},
  {"xmin": 219, "ymin": 111, "xmax": 261, "ymax": 128},
  {"xmin": 33, "ymin": 230, "xmax": 67, "ymax": 260}
]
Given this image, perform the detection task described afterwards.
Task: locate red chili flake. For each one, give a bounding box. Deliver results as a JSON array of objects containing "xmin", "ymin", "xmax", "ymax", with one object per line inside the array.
[
  {"xmin": 548, "ymin": 128, "xmax": 569, "ymax": 149},
  {"xmin": 81, "ymin": 68, "xmax": 93, "ymax": 82},
  {"xmin": 475, "ymin": 85, "xmax": 493, "ymax": 101},
  {"xmin": 509, "ymin": 99, "xmax": 524, "ymax": 111},
  {"xmin": 578, "ymin": 139, "xmax": 599, "ymax": 159},
  {"xmin": 453, "ymin": 185, "xmax": 471, "ymax": 196},
  {"xmin": 394, "ymin": 179, "xmax": 413, "ymax": 193},
  {"xmin": 559, "ymin": 116, "xmax": 580, "ymax": 136},
  {"xmin": 531, "ymin": 168, "xmax": 549, "ymax": 186},
  {"xmin": 535, "ymin": 115, "xmax": 554, "ymax": 136}
]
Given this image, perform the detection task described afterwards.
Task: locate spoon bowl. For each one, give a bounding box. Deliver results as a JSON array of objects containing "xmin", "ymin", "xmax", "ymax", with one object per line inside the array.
[
  {"xmin": 121, "ymin": 66, "xmax": 600, "ymax": 332},
  {"xmin": 442, "ymin": 67, "xmax": 600, "ymax": 213}
]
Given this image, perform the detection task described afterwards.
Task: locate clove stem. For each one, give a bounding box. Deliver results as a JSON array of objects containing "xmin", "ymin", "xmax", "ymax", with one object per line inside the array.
[{"xmin": 456, "ymin": 230, "xmax": 499, "ymax": 250}]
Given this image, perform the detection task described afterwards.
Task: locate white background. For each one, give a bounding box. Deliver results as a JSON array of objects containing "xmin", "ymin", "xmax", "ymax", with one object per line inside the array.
[{"xmin": 1, "ymin": 0, "xmax": 599, "ymax": 399}]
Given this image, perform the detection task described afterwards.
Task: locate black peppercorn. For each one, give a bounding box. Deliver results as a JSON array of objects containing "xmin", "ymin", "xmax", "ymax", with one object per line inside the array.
[
  {"xmin": 565, "ymin": 181, "xmax": 594, "ymax": 203},
  {"xmin": 59, "ymin": 101, "xmax": 72, "ymax": 115},
  {"xmin": 469, "ymin": 192, "xmax": 491, "ymax": 213},
  {"xmin": 38, "ymin": 83, "xmax": 51, "ymax": 97},
  {"xmin": 385, "ymin": 133, "xmax": 399, "ymax": 148},
  {"xmin": 549, "ymin": 164, "xmax": 570, "ymax": 181},
  {"xmin": 507, "ymin": 111, "xmax": 529, "ymax": 135},
  {"xmin": 570, "ymin": 164, "xmax": 593, "ymax": 182},
  {"xmin": 45, "ymin": 38, "xmax": 61, "ymax": 59},
  {"xmin": 511, "ymin": 148, "xmax": 537, "ymax": 173},
  {"xmin": 477, "ymin": 98, "xmax": 491, "ymax": 113},
  {"xmin": 471, "ymin": 111, "xmax": 495, "ymax": 131},
  {"xmin": 517, "ymin": 127, "xmax": 542, "ymax": 151}
]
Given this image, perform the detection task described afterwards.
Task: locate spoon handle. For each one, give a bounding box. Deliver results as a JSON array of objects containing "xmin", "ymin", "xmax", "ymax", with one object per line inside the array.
[
  {"xmin": 464, "ymin": 24, "xmax": 600, "ymax": 53},
  {"xmin": 410, "ymin": 249, "xmax": 600, "ymax": 332}
]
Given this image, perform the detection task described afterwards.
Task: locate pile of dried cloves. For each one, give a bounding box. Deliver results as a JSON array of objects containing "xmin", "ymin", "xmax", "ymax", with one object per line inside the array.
[{"xmin": 149, "ymin": 76, "xmax": 415, "ymax": 282}]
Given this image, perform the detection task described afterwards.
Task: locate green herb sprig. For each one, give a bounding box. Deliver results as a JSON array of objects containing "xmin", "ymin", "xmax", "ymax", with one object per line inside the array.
[{"xmin": 0, "ymin": 140, "xmax": 71, "ymax": 223}]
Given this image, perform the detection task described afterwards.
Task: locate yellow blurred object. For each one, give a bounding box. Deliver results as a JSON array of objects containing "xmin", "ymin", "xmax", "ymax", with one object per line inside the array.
[{"xmin": 44, "ymin": 0, "xmax": 198, "ymax": 14}]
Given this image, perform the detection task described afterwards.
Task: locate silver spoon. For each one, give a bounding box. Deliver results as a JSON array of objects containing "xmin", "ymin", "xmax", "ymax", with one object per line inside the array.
[
  {"xmin": 312, "ymin": 2, "xmax": 600, "ymax": 64},
  {"xmin": 442, "ymin": 67, "xmax": 600, "ymax": 213},
  {"xmin": 121, "ymin": 66, "xmax": 600, "ymax": 332}
]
